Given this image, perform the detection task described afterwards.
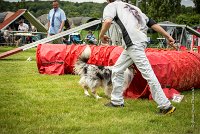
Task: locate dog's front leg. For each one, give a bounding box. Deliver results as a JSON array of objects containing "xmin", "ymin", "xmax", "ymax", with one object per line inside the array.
[
  {"xmin": 91, "ymin": 89, "xmax": 102, "ymax": 99},
  {"xmin": 104, "ymin": 86, "xmax": 112, "ymax": 98},
  {"xmin": 83, "ymin": 86, "xmax": 90, "ymax": 97}
]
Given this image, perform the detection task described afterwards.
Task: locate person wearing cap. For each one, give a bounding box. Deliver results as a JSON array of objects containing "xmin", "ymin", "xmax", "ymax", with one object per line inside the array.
[{"xmin": 100, "ymin": 0, "xmax": 177, "ymax": 114}]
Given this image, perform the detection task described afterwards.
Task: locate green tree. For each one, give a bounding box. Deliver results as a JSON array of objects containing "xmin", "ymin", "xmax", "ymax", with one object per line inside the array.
[
  {"xmin": 176, "ymin": 14, "xmax": 200, "ymax": 26},
  {"xmin": 180, "ymin": 5, "xmax": 194, "ymax": 14},
  {"xmin": 193, "ymin": 0, "xmax": 200, "ymax": 13},
  {"xmin": 147, "ymin": 0, "xmax": 181, "ymax": 22},
  {"xmin": 139, "ymin": 0, "xmax": 147, "ymax": 13}
]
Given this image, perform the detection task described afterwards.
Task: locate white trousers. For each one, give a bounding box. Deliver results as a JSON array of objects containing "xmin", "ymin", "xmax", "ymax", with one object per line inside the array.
[{"xmin": 111, "ymin": 42, "xmax": 171, "ymax": 109}]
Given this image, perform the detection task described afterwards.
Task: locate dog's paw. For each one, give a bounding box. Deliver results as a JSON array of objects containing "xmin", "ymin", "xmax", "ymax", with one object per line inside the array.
[
  {"xmin": 85, "ymin": 94, "xmax": 90, "ymax": 97},
  {"xmin": 84, "ymin": 93, "xmax": 90, "ymax": 97},
  {"xmin": 84, "ymin": 91, "xmax": 90, "ymax": 97},
  {"xmin": 95, "ymin": 96, "xmax": 102, "ymax": 99}
]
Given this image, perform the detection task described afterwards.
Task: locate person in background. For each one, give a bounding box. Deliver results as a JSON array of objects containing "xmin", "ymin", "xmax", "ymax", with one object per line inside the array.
[
  {"xmin": 17, "ymin": 19, "xmax": 31, "ymax": 45},
  {"xmin": 85, "ymin": 30, "xmax": 97, "ymax": 45},
  {"xmin": 100, "ymin": 0, "xmax": 177, "ymax": 115},
  {"xmin": 47, "ymin": 0, "xmax": 66, "ymax": 44},
  {"xmin": 3, "ymin": 27, "xmax": 12, "ymax": 46},
  {"xmin": 31, "ymin": 26, "xmax": 37, "ymax": 32},
  {"xmin": 18, "ymin": 20, "xmax": 29, "ymax": 32}
]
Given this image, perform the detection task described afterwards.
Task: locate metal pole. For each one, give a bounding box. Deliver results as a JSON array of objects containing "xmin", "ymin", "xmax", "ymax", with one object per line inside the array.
[
  {"xmin": 136, "ymin": 0, "xmax": 139, "ymax": 7},
  {"xmin": 136, "ymin": 0, "xmax": 142, "ymax": 7}
]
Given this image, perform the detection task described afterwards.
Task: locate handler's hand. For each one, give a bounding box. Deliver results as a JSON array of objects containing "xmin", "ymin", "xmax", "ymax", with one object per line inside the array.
[
  {"xmin": 100, "ymin": 35, "xmax": 110, "ymax": 44},
  {"xmin": 167, "ymin": 36, "xmax": 177, "ymax": 50}
]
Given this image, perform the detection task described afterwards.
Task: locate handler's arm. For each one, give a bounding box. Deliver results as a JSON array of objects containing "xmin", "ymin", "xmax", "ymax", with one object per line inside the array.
[
  {"xmin": 151, "ymin": 24, "xmax": 177, "ymax": 49},
  {"xmin": 99, "ymin": 19, "xmax": 112, "ymax": 43}
]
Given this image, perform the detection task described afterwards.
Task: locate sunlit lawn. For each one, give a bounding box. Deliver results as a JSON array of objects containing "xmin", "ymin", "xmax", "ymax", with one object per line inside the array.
[{"xmin": 0, "ymin": 46, "xmax": 200, "ymax": 134}]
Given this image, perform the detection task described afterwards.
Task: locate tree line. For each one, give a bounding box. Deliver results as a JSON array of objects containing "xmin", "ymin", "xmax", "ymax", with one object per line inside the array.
[
  {"xmin": 0, "ymin": 0, "xmax": 200, "ymax": 26},
  {"xmin": 131, "ymin": 0, "xmax": 200, "ymax": 26}
]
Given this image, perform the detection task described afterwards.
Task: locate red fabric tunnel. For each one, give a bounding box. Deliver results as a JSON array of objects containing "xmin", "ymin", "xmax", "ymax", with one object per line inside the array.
[
  {"xmin": 36, "ymin": 44, "xmax": 86, "ymax": 75},
  {"xmin": 36, "ymin": 44, "xmax": 200, "ymax": 99}
]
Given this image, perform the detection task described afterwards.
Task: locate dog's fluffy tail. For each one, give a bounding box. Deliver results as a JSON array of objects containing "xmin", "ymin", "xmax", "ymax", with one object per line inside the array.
[{"xmin": 74, "ymin": 45, "xmax": 91, "ymax": 75}]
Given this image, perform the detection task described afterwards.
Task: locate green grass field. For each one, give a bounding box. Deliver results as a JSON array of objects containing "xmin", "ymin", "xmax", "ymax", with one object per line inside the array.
[{"xmin": 0, "ymin": 46, "xmax": 200, "ymax": 134}]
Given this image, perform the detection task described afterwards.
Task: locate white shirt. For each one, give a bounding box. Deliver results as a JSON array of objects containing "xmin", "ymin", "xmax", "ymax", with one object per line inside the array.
[
  {"xmin": 18, "ymin": 23, "xmax": 29, "ymax": 31},
  {"xmin": 103, "ymin": 0, "xmax": 149, "ymax": 47}
]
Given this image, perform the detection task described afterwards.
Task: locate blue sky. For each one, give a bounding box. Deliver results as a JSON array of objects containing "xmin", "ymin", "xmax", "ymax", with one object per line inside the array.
[{"xmin": 3, "ymin": 0, "xmax": 195, "ymax": 7}]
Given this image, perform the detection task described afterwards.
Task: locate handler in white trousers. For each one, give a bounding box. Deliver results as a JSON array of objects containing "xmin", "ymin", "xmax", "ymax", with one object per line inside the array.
[{"xmin": 100, "ymin": 0, "xmax": 177, "ymax": 114}]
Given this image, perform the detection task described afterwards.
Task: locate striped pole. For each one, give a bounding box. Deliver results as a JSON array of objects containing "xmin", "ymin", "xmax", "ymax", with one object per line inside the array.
[{"xmin": 0, "ymin": 20, "xmax": 101, "ymax": 59}]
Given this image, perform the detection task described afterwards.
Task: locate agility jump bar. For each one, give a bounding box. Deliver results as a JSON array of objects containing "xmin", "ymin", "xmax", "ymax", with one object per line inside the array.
[{"xmin": 0, "ymin": 20, "xmax": 101, "ymax": 59}]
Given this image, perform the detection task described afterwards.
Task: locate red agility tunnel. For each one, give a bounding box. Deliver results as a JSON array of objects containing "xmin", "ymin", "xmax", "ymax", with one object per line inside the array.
[
  {"xmin": 36, "ymin": 44, "xmax": 200, "ymax": 99},
  {"xmin": 124, "ymin": 50, "xmax": 200, "ymax": 99},
  {"xmin": 87, "ymin": 45, "xmax": 123, "ymax": 66},
  {"xmin": 36, "ymin": 44, "xmax": 87, "ymax": 75},
  {"xmin": 36, "ymin": 44, "xmax": 123, "ymax": 75}
]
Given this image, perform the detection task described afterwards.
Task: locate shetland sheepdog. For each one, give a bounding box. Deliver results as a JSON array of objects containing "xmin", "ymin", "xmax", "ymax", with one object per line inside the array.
[{"xmin": 74, "ymin": 46, "xmax": 135, "ymax": 99}]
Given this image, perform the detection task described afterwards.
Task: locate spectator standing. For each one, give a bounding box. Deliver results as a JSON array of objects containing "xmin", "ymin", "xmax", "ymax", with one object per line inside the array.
[{"xmin": 47, "ymin": 0, "xmax": 66, "ymax": 44}]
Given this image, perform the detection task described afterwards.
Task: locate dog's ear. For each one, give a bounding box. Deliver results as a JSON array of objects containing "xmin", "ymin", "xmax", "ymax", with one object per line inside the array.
[
  {"xmin": 96, "ymin": 72, "xmax": 103, "ymax": 79},
  {"xmin": 103, "ymin": 69, "xmax": 112, "ymax": 79}
]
